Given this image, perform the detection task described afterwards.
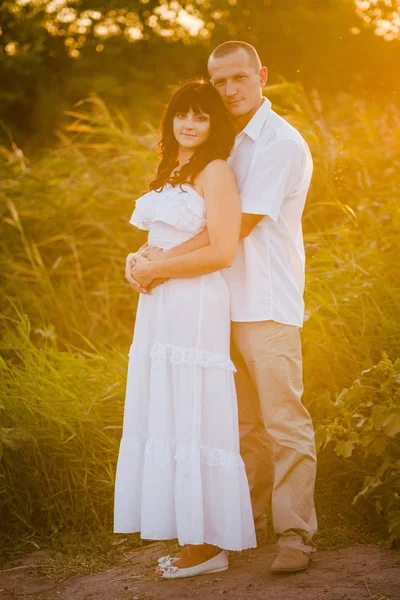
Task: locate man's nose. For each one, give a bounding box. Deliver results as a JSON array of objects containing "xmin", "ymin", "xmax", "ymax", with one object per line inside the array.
[{"xmin": 225, "ymin": 81, "xmax": 238, "ymax": 97}]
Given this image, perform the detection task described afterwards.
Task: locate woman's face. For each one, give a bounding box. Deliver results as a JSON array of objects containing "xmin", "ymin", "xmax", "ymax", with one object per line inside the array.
[{"xmin": 173, "ymin": 107, "xmax": 211, "ymax": 150}]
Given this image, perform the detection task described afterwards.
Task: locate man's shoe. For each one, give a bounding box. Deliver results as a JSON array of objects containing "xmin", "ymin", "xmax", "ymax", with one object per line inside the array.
[{"xmin": 270, "ymin": 547, "xmax": 310, "ymax": 573}]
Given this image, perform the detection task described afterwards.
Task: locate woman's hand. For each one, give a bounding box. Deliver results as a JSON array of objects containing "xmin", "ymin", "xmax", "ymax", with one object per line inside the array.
[
  {"xmin": 136, "ymin": 246, "xmax": 169, "ymax": 292},
  {"xmin": 131, "ymin": 256, "xmax": 156, "ymax": 288},
  {"xmin": 125, "ymin": 252, "xmax": 148, "ymax": 294},
  {"xmin": 125, "ymin": 252, "xmax": 138, "ymax": 284}
]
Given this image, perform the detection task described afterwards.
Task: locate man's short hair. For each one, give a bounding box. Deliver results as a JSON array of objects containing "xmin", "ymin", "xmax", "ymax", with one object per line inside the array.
[{"xmin": 208, "ymin": 41, "xmax": 262, "ymax": 71}]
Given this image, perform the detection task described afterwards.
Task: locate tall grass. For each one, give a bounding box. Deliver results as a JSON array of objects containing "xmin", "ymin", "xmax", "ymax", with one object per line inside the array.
[
  {"xmin": 1, "ymin": 308, "xmax": 126, "ymax": 537},
  {"xmin": 0, "ymin": 87, "xmax": 399, "ymax": 547},
  {"xmin": 0, "ymin": 97, "xmax": 155, "ymax": 346}
]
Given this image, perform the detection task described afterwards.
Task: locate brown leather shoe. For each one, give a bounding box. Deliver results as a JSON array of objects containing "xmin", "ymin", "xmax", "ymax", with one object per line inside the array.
[{"xmin": 271, "ymin": 547, "xmax": 310, "ymax": 573}]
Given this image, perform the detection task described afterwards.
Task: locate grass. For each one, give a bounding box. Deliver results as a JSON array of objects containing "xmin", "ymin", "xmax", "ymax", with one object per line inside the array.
[
  {"xmin": 0, "ymin": 85, "xmax": 399, "ymax": 559},
  {"xmin": 0, "ymin": 530, "xmax": 150, "ymax": 581},
  {"xmin": 0, "ymin": 309, "xmax": 127, "ymax": 548}
]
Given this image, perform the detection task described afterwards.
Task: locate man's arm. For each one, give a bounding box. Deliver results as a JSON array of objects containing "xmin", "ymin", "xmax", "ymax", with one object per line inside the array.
[
  {"xmin": 239, "ymin": 139, "xmax": 305, "ymax": 222},
  {"xmin": 133, "ymin": 138, "xmax": 303, "ymax": 280},
  {"xmin": 163, "ymin": 228, "xmax": 209, "ymax": 259},
  {"xmin": 147, "ymin": 213, "xmax": 264, "ymax": 262},
  {"xmin": 240, "ymin": 214, "xmax": 264, "ymax": 238}
]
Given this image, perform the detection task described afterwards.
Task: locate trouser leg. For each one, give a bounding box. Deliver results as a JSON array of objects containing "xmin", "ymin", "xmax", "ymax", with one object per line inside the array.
[
  {"xmin": 231, "ymin": 337, "xmax": 274, "ymax": 535},
  {"xmin": 232, "ymin": 321, "xmax": 318, "ymax": 555}
]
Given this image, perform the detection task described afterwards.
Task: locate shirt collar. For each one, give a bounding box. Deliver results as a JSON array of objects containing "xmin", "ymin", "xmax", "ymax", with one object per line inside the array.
[{"xmin": 235, "ymin": 97, "xmax": 271, "ymax": 145}]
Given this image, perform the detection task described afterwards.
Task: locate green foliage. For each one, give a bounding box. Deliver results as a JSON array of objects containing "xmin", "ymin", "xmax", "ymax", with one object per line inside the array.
[
  {"xmin": 0, "ymin": 0, "xmax": 213, "ymax": 144},
  {"xmin": 0, "ymin": 84, "xmax": 400, "ymax": 547},
  {"xmin": 0, "ymin": 309, "xmax": 127, "ymax": 538},
  {"xmin": 0, "ymin": 96, "xmax": 153, "ymax": 345},
  {"xmin": 1, "ymin": 0, "xmax": 400, "ymax": 146},
  {"xmin": 315, "ymin": 354, "xmax": 400, "ymax": 544}
]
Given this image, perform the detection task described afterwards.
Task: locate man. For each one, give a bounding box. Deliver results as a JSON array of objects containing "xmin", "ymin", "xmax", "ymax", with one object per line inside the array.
[{"xmin": 126, "ymin": 41, "xmax": 317, "ymax": 573}]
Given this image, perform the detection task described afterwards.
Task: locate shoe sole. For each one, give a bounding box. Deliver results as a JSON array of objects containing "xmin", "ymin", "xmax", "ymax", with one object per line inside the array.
[
  {"xmin": 271, "ymin": 565, "xmax": 309, "ymax": 574},
  {"xmin": 160, "ymin": 565, "xmax": 229, "ymax": 579},
  {"xmin": 161, "ymin": 565, "xmax": 229, "ymax": 579},
  {"xmin": 202, "ymin": 565, "xmax": 229, "ymax": 574}
]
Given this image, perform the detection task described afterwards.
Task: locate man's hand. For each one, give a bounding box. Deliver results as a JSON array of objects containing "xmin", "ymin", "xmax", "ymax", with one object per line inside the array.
[
  {"xmin": 141, "ymin": 246, "xmax": 166, "ymax": 261},
  {"xmin": 125, "ymin": 252, "xmax": 148, "ymax": 294}
]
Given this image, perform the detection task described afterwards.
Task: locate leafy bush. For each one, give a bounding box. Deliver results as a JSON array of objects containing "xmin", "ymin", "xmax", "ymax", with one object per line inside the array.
[{"xmin": 315, "ymin": 354, "xmax": 400, "ymax": 544}]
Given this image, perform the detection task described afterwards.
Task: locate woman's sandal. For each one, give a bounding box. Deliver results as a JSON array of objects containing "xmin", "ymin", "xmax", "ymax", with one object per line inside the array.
[
  {"xmin": 157, "ymin": 554, "xmax": 180, "ymax": 567},
  {"xmin": 157, "ymin": 549, "xmax": 229, "ymax": 579}
]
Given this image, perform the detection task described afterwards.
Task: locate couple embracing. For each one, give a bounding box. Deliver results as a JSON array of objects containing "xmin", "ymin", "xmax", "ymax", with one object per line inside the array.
[{"xmin": 114, "ymin": 41, "xmax": 317, "ymax": 579}]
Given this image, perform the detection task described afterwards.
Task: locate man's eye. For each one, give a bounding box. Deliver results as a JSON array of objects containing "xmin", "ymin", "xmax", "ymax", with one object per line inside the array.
[
  {"xmin": 214, "ymin": 81, "xmax": 224, "ymax": 87},
  {"xmin": 236, "ymin": 75, "xmax": 245, "ymax": 81}
]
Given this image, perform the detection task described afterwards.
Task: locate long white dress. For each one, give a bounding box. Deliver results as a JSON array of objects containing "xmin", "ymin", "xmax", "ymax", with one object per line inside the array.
[{"xmin": 113, "ymin": 183, "xmax": 256, "ymax": 551}]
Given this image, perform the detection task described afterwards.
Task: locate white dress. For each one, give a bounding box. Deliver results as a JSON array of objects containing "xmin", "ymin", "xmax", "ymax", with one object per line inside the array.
[{"xmin": 113, "ymin": 183, "xmax": 256, "ymax": 551}]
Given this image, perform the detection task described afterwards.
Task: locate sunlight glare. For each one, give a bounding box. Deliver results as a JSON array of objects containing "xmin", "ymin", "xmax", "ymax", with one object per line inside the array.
[
  {"xmin": 355, "ymin": 0, "xmax": 400, "ymax": 40},
  {"xmin": 177, "ymin": 10, "xmax": 204, "ymax": 36}
]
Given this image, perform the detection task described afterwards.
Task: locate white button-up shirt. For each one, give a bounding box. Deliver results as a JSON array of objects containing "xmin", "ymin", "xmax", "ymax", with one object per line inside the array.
[{"xmin": 222, "ymin": 97, "xmax": 313, "ymax": 326}]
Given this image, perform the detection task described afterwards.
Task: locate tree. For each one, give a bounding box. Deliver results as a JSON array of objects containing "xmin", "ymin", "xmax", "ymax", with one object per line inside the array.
[
  {"xmin": 0, "ymin": 1, "xmax": 212, "ymax": 145},
  {"xmin": 1, "ymin": 0, "xmax": 399, "ymax": 146}
]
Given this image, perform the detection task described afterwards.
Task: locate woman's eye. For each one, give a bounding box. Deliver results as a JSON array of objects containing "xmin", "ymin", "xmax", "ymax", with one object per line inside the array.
[
  {"xmin": 195, "ymin": 115, "xmax": 207, "ymax": 121},
  {"xmin": 175, "ymin": 113, "xmax": 186, "ymax": 119}
]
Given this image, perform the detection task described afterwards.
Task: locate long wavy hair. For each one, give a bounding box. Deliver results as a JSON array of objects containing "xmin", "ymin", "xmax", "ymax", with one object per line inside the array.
[{"xmin": 150, "ymin": 80, "xmax": 235, "ymax": 191}]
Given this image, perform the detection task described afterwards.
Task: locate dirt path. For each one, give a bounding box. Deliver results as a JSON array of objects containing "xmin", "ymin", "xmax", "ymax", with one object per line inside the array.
[{"xmin": 1, "ymin": 543, "xmax": 399, "ymax": 600}]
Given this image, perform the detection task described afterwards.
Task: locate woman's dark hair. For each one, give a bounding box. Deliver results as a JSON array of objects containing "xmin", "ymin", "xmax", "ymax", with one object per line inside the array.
[{"xmin": 149, "ymin": 79, "xmax": 235, "ymax": 191}]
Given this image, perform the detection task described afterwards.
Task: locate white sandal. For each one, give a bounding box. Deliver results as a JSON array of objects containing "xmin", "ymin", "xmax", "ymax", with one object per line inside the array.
[
  {"xmin": 157, "ymin": 550, "xmax": 229, "ymax": 579},
  {"xmin": 157, "ymin": 554, "xmax": 180, "ymax": 566}
]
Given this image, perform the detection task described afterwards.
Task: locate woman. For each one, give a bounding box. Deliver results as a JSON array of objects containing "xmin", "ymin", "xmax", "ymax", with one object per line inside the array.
[{"xmin": 114, "ymin": 80, "xmax": 256, "ymax": 579}]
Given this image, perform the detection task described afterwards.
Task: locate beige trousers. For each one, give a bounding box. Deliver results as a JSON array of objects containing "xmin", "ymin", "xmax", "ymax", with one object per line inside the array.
[{"xmin": 231, "ymin": 320, "xmax": 317, "ymax": 555}]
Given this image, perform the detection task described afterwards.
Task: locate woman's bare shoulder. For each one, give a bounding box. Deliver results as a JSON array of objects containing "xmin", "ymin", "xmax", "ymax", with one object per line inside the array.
[
  {"xmin": 194, "ymin": 160, "xmax": 236, "ymax": 196},
  {"xmin": 202, "ymin": 159, "xmax": 235, "ymax": 182}
]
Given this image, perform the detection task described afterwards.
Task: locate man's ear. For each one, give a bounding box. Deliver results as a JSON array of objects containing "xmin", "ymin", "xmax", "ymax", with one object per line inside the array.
[{"xmin": 260, "ymin": 66, "xmax": 268, "ymax": 87}]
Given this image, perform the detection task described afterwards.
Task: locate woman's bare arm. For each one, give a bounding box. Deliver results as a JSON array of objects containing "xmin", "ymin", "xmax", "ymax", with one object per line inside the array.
[{"xmin": 132, "ymin": 160, "xmax": 241, "ymax": 282}]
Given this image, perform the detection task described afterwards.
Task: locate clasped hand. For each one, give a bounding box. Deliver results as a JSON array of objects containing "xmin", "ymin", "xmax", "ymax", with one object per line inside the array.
[{"xmin": 125, "ymin": 246, "xmax": 167, "ymax": 294}]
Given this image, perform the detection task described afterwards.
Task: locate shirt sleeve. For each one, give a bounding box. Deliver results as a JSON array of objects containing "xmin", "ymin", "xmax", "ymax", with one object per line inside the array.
[{"xmin": 240, "ymin": 139, "xmax": 305, "ymax": 222}]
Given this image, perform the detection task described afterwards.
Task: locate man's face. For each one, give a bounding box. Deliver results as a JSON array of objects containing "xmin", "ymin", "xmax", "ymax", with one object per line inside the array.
[{"xmin": 208, "ymin": 49, "xmax": 267, "ymax": 119}]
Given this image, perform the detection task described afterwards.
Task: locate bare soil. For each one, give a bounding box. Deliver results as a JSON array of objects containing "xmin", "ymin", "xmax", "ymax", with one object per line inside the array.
[{"xmin": 1, "ymin": 542, "xmax": 399, "ymax": 600}]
